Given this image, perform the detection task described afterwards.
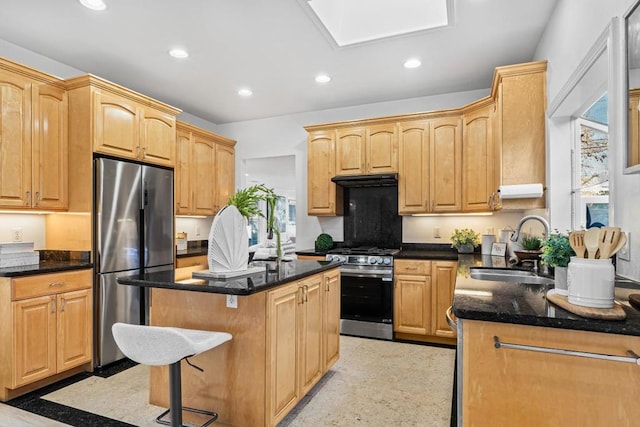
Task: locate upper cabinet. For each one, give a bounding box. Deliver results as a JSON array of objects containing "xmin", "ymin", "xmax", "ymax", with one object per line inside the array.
[
  {"xmin": 175, "ymin": 122, "xmax": 236, "ymax": 216},
  {"xmin": 305, "ymin": 60, "xmax": 547, "ymax": 216},
  {"xmin": 335, "ymin": 123, "xmax": 398, "ymax": 176},
  {"xmin": 307, "ymin": 130, "xmax": 342, "ymax": 216},
  {"xmin": 492, "ymin": 61, "xmax": 547, "ymax": 210},
  {"xmin": 0, "ymin": 58, "xmax": 68, "ymax": 210},
  {"xmin": 66, "ymin": 76, "xmax": 180, "ymax": 168}
]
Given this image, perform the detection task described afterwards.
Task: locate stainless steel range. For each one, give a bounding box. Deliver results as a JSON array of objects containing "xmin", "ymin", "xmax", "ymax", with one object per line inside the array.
[{"xmin": 326, "ymin": 247, "xmax": 399, "ymax": 341}]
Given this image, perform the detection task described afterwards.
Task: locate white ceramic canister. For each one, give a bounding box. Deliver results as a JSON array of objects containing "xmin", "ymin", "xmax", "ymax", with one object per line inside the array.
[
  {"xmin": 567, "ymin": 257, "xmax": 615, "ymax": 308},
  {"xmin": 481, "ymin": 234, "xmax": 496, "ymax": 255}
]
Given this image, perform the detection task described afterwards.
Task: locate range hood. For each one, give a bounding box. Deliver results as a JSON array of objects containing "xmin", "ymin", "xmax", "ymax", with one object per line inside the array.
[{"xmin": 331, "ymin": 173, "xmax": 398, "ymax": 187}]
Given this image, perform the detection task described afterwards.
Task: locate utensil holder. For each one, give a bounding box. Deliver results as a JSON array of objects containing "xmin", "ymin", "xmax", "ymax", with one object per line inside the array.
[{"xmin": 567, "ymin": 257, "xmax": 615, "ymax": 308}]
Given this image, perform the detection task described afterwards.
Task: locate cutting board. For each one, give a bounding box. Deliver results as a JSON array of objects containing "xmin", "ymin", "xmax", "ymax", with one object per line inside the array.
[{"xmin": 546, "ymin": 289, "xmax": 626, "ymax": 320}]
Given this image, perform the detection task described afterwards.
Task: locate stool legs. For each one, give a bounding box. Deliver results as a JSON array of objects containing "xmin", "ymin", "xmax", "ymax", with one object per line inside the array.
[{"xmin": 169, "ymin": 361, "xmax": 182, "ymax": 427}]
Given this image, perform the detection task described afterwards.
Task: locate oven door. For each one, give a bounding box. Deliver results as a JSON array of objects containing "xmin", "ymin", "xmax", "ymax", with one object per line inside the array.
[{"xmin": 340, "ymin": 270, "xmax": 393, "ymax": 325}]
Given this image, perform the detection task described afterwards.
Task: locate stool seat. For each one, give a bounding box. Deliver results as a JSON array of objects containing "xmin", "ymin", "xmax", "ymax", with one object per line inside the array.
[
  {"xmin": 112, "ymin": 323, "xmax": 232, "ymax": 427},
  {"xmin": 112, "ymin": 323, "xmax": 232, "ymax": 365}
]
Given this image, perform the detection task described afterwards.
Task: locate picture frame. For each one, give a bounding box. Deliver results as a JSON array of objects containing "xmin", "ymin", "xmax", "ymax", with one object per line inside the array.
[{"xmin": 491, "ymin": 242, "xmax": 507, "ymax": 256}]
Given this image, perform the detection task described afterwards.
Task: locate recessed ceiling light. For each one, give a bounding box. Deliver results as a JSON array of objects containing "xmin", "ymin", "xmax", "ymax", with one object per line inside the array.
[
  {"xmin": 315, "ymin": 74, "xmax": 331, "ymax": 84},
  {"xmin": 78, "ymin": 0, "xmax": 107, "ymax": 11},
  {"xmin": 169, "ymin": 48, "xmax": 189, "ymax": 59},
  {"xmin": 238, "ymin": 88, "xmax": 253, "ymax": 97},
  {"xmin": 404, "ymin": 58, "xmax": 422, "ymax": 69}
]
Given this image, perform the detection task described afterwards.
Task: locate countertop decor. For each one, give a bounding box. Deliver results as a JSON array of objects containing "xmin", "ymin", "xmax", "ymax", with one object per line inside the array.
[{"xmin": 0, "ymin": 250, "xmax": 92, "ymax": 277}]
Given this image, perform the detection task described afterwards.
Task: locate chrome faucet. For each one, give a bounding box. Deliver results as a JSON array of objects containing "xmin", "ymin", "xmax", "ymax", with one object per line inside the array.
[{"xmin": 510, "ymin": 215, "xmax": 550, "ymax": 243}]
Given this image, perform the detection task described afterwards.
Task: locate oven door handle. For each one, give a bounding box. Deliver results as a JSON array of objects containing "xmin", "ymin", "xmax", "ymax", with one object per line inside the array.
[{"xmin": 340, "ymin": 268, "xmax": 393, "ymax": 281}]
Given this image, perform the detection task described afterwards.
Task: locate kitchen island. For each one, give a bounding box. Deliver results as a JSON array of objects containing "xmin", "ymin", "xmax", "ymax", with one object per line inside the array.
[
  {"xmin": 452, "ymin": 256, "xmax": 640, "ymax": 426},
  {"xmin": 117, "ymin": 260, "xmax": 341, "ymax": 427}
]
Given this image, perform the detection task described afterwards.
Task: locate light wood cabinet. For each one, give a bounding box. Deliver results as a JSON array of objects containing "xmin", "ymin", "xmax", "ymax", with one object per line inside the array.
[
  {"xmin": 461, "ymin": 319, "xmax": 640, "ymax": 426},
  {"xmin": 493, "ymin": 61, "xmax": 547, "ymax": 209},
  {"xmin": 1, "ymin": 269, "xmax": 92, "ymax": 401},
  {"xmin": 307, "ymin": 130, "xmax": 342, "ymax": 215},
  {"xmin": 394, "ymin": 259, "xmax": 457, "ymax": 343},
  {"xmin": 323, "ymin": 268, "xmax": 341, "ymax": 370},
  {"xmin": 66, "ymin": 74, "xmax": 181, "ymax": 212},
  {"xmin": 335, "ymin": 124, "xmax": 398, "ymax": 176},
  {"xmin": 628, "ymin": 88, "xmax": 640, "ymax": 167},
  {"xmin": 398, "ymin": 116, "xmax": 462, "ymax": 214},
  {"xmin": 462, "ymin": 101, "xmax": 496, "ymax": 212},
  {"xmin": 0, "ymin": 59, "xmax": 68, "ymax": 210},
  {"xmin": 175, "ymin": 121, "xmax": 236, "ymax": 216}
]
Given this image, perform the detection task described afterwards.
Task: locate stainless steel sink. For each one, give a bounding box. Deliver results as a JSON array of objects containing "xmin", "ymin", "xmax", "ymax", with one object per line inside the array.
[{"xmin": 469, "ymin": 267, "xmax": 554, "ymax": 285}]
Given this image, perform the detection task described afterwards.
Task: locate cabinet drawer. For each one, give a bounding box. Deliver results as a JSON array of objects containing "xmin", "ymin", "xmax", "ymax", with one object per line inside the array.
[
  {"xmin": 175, "ymin": 255, "xmax": 208, "ymax": 268},
  {"xmin": 12, "ymin": 269, "xmax": 92, "ymax": 301},
  {"xmin": 394, "ymin": 260, "xmax": 431, "ymax": 275}
]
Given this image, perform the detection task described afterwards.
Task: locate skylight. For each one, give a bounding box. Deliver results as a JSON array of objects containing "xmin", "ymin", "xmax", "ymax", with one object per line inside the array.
[{"xmin": 306, "ymin": 0, "xmax": 450, "ymax": 46}]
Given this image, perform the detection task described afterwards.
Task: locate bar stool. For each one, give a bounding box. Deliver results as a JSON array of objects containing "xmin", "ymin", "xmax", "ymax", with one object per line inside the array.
[{"xmin": 112, "ymin": 322, "xmax": 232, "ymax": 427}]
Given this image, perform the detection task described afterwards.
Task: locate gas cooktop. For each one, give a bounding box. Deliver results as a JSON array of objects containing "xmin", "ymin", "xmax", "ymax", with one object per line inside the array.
[{"xmin": 327, "ymin": 247, "xmax": 400, "ymax": 256}]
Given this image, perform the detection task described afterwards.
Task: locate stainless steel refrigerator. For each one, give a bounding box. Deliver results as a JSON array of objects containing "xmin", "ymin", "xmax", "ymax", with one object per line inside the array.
[{"xmin": 94, "ymin": 157, "xmax": 174, "ymax": 367}]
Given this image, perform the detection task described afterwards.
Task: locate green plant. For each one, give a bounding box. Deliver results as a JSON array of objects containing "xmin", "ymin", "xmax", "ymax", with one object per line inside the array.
[
  {"xmin": 541, "ymin": 231, "xmax": 575, "ymax": 267},
  {"xmin": 227, "ymin": 184, "xmax": 275, "ymax": 219},
  {"xmin": 450, "ymin": 228, "xmax": 480, "ymax": 248},
  {"xmin": 521, "ymin": 236, "xmax": 542, "ymax": 251},
  {"xmin": 315, "ymin": 233, "xmax": 334, "ymax": 252}
]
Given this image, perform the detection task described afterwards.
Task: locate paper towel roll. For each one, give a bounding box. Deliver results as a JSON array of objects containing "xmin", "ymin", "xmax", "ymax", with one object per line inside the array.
[{"xmin": 498, "ymin": 183, "xmax": 543, "ymax": 199}]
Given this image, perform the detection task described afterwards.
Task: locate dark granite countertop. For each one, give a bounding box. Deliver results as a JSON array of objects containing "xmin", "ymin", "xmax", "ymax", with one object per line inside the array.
[
  {"xmin": 117, "ymin": 260, "xmax": 340, "ymax": 295},
  {"xmin": 176, "ymin": 240, "xmax": 208, "ymax": 258},
  {"xmin": 0, "ymin": 259, "xmax": 93, "ymax": 277},
  {"xmin": 296, "ymin": 243, "xmax": 462, "ymax": 260},
  {"xmin": 452, "ymin": 254, "xmax": 640, "ymax": 337}
]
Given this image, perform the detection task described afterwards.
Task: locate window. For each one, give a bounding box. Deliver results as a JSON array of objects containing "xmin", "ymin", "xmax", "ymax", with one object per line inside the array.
[{"xmin": 572, "ymin": 93, "xmax": 609, "ymax": 229}]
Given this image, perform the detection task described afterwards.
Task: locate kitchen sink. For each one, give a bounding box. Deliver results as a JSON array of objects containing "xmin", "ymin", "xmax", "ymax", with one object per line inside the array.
[{"xmin": 469, "ymin": 267, "xmax": 555, "ymax": 285}]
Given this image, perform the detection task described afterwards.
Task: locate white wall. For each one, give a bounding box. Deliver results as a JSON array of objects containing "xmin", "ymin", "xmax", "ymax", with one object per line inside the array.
[
  {"xmin": 535, "ymin": 0, "xmax": 640, "ymax": 279},
  {"xmin": 0, "ymin": 214, "xmax": 46, "ymax": 249},
  {"xmin": 216, "ymin": 89, "xmax": 490, "ymax": 250}
]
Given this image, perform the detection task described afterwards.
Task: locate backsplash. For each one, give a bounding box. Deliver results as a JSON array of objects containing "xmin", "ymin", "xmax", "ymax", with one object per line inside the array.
[{"xmin": 0, "ymin": 213, "xmax": 46, "ymax": 249}]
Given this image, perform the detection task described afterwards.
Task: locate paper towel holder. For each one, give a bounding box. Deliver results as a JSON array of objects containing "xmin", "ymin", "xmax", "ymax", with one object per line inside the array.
[{"xmin": 498, "ymin": 183, "xmax": 545, "ymax": 199}]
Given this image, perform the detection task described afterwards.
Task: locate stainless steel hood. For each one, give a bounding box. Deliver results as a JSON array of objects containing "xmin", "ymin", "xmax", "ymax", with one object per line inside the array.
[{"xmin": 331, "ymin": 173, "xmax": 398, "ymax": 188}]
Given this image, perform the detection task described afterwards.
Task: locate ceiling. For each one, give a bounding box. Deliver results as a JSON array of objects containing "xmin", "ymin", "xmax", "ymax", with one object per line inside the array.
[{"xmin": 0, "ymin": 0, "xmax": 558, "ymax": 125}]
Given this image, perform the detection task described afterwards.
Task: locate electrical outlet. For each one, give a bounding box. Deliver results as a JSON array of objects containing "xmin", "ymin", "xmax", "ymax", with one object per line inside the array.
[
  {"xmin": 226, "ymin": 294, "xmax": 238, "ymax": 309},
  {"xmin": 618, "ymin": 232, "xmax": 631, "ymax": 261},
  {"xmin": 195, "ymin": 226, "xmax": 201, "ymax": 236},
  {"xmin": 433, "ymin": 227, "xmax": 441, "ymax": 238},
  {"xmin": 12, "ymin": 228, "xmax": 23, "ymax": 242}
]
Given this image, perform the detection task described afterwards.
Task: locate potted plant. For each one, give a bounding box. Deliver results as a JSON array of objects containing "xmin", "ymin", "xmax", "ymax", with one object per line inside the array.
[
  {"xmin": 451, "ymin": 228, "xmax": 480, "ymax": 253},
  {"xmin": 541, "ymin": 231, "xmax": 575, "ymax": 295}
]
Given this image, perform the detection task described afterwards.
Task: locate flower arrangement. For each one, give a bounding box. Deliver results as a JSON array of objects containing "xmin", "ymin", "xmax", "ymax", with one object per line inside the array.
[
  {"xmin": 540, "ymin": 231, "xmax": 575, "ymax": 268},
  {"xmin": 450, "ymin": 228, "xmax": 480, "ymax": 248}
]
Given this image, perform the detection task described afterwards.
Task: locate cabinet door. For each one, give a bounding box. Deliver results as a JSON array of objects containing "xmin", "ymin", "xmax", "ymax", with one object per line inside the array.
[
  {"xmin": 398, "ymin": 121, "xmax": 429, "ymax": 214},
  {"xmin": 463, "ymin": 105, "xmax": 494, "ymax": 212},
  {"xmin": 57, "ymin": 289, "xmax": 92, "ymax": 372},
  {"xmin": 32, "ymin": 83, "xmax": 68, "ymax": 210},
  {"xmin": 335, "ymin": 127, "xmax": 365, "ymax": 176},
  {"xmin": 323, "ymin": 269, "xmax": 340, "ymax": 370},
  {"xmin": 629, "ymin": 89, "xmax": 640, "ymax": 167},
  {"xmin": 267, "ymin": 283, "xmax": 300, "ymax": 426},
  {"xmin": 431, "ymin": 116, "xmax": 462, "ymax": 212},
  {"xmin": 0, "ymin": 70, "xmax": 32, "ymax": 208},
  {"xmin": 431, "ymin": 261, "xmax": 457, "ymax": 338},
  {"xmin": 366, "ymin": 124, "xmax": 397, "ymax": 173},
  {"xmin": 498, "ymin": 70, "xmax": 546, "ymax": 209},
  {"xmin": 93, "ymin": 92, "xmax": 139, "ymax": 160},
  {"xmin": 393, "ymin": 274, "xmax": 431, "ymax": 335},
  {"xmin": 13, "ymin": 295, "xmax": 57, "ymax": 387},
  {"xmin": 191, "ymin": 135, "xmax": 216, "ymax": 216},
  {"xmin": 140, "ymin": 109, "xmax": 176, "ymax": 167},
  {"xmin": 307, "ymin": 131, "xmax": 341, "ymax": 215},
  {"xmin": 214, "ymin": 143, "xmax": 235, "ymax": 213},
  {"xmin": 299, "ymin": 276, "xmax": 323, "ymax": 396},
  {"xmin": 175, "ymin": 129, "xmax": 192, "ymax": 214}
]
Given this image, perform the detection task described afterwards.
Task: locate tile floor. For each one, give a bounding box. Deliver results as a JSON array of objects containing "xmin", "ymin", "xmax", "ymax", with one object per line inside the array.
[{"xmin": 4, "ymin": 336, "xmax": 455, "ymax": 427}]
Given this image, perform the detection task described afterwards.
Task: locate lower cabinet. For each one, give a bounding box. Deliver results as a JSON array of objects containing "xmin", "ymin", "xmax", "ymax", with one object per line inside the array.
[
  {"xmin": 1, "ymin": 269, "xmax": 92, "ymax": 401},
  {"xmin": 460, "ymin": 320, "xmax": 640, "ymax": 425},
  {"xmin": 393, "ymin": 259, "xmax": 457, "ymax": 343},
  {"xmin": 266, "ymin": 269, "xmax": 340, "ymax": 426}
]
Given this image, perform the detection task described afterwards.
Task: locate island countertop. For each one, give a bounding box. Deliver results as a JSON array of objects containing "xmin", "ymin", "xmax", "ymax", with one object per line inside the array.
[
  {"xmin": 117, "ymin": 259, "xmax": 340, "ymax": 295},
  {"xmin": 452, "ymin": 255, "xmax": 640, "ymax": 337}
]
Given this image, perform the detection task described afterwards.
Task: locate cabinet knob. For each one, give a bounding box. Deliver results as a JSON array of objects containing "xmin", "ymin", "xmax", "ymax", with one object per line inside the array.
[
  {"xmin": 26, "ymin": 191, "xmax": 31, "ymax": 206},
  {"xmin": 35, "ymin": 192, "xmax": 41, "ymax": 206},
  {"xmin": 141, "ymin": 147, "xmax": 147, "ymax": 159},
  {"xmin": 51, "ymin": 296, "xmax": 56, "ymax": 313},
  {"xmin": 49, "ymin": 281, "xmax": 65, "ymax": 287}
]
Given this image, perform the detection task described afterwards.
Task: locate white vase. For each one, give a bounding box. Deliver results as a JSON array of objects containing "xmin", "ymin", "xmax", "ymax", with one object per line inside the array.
[{"xmin": 553, "ymin": 266, "xmax": 568, "ymax": 295}]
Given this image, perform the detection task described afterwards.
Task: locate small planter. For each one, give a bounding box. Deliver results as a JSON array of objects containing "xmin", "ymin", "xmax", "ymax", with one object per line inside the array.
[{"xmin": 456, "ymin": 243, "xmax": 475, "ymax": 254}]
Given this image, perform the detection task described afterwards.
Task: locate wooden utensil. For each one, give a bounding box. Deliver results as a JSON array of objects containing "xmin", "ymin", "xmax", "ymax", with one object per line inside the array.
[
  {"xmin": 569, "ymin": 231, "xmax": 586, "ymax": 258},
  {"xmin": 607, "ymin": 232, "xmax": 627, "ymax": 258},
  {"xmin": 584, "ymin": 227, "xmax": 601, "ymax": 259},
  {"xmin": 598, "ymin": 227, "xmax": 622, "ymax": 259}
]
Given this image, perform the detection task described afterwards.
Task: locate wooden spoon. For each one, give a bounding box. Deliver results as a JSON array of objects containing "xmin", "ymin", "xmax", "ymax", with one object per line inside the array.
[
  {"xmin": 598, "ymin": 227, "xmax": 622, "ymax": 259},
  {"xmin": 569, "ymin": 231, "xmax": 586, "ymax": 258},
  {"xmin": 607, "ymin": 232, "xmax": 627, "ymax": 258},
  {"xmin": 584, "ymin": 227, "xmax": 601, "ymax": 259}
]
